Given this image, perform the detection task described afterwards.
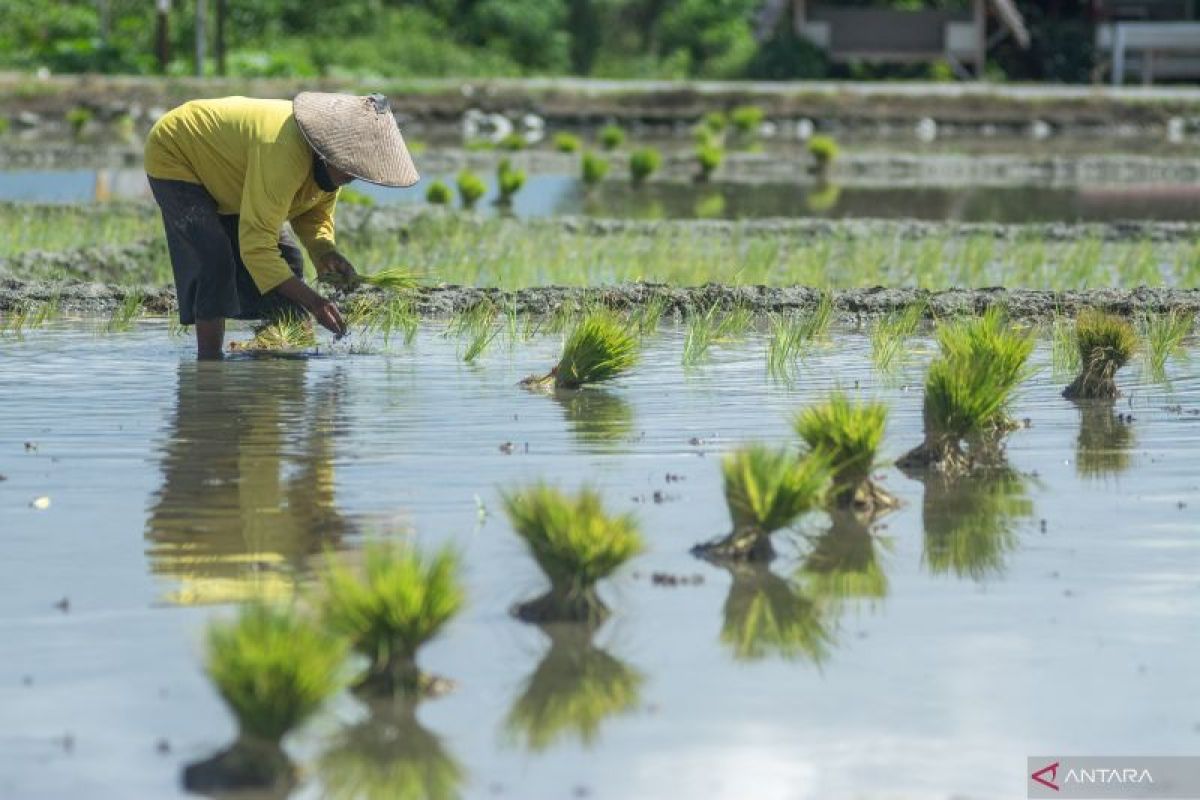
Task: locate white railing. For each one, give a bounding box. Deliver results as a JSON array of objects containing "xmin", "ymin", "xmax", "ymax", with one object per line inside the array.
[{"xmin": 1098, "ymin": 22, "xmax": 1200, "ymax": 84}]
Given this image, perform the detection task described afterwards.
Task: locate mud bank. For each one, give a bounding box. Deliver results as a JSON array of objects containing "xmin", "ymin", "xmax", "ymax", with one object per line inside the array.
[
  {"xmin": 4, "ymin": 275, "xmax": 1197, "ymax": 323},
  {"xmin": 5, "ymin": 75, "xmax": 1200, "ymax": 139}
]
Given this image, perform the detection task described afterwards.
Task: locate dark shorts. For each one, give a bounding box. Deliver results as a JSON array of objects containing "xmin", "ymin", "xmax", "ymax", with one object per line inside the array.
[{"xmin": 148, "ymin": 177, "xmax": 305, "ymax": 325}]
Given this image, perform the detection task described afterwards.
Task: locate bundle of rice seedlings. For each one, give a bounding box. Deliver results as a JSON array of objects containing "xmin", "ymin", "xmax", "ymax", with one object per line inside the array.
[
  {"xmin": 935, "ymin": 308, "xmax": 1035, "ymax": 433},
  {"xmin": 1063, "ymin": 309, "xmax": 1137, "ymax": 399},
  {"xmin": 183, "ymin": 602, "xmax": 347, "ymax": 792},
  {"xmin": 318, "ymin": 699, "xmax": 463, "ymax": 800},
  {"xmin": 497, "ymin": 158, "xmax": 527, "ymax": 204},
  {"xmin": 505, "ymin": 625, "xmax": 643, "ymax": 751},
  {"xmin": 456, "ymin": 170, "xmax": 486, "ymax": 210},
  {"xmin": 502, "ymin": 484, "xmax": 644, "ymax": 624},
  {"xmin": 629, "ymin": 147, "xmax": 661, "ymax": 186},
  {"xmin": 692, "ymin": 445, "xmax": 830, "ymax": 563},
  {"xmin": 229, "ymin": 313, "xmax": 316, "ymax": 352},
  {"xmin": 798, "ymin": 513, "xmax": 889, "ymax": 602},
  {"xmin": 425, "ymin": 180, "xmax": 452, "ymax": 206},
  {"xmin": 598, "ymin": 124, "xmax": 625, "ymax": 151},
  {"xmin": 349, "ymin": 294, "xmax": 418, "ymax": 347},
  {"xmin": 921, "ymin": 469, "xmax": 1030, "ymax": 581},
  {"xmin": 319, "ymin": 542, "xmax": 463, "ymax": 696},
  {"xmin": 553, "ymin": 132, "xmax": 582, "ymax": 153},
  {"xmin": 695, "ymin": 143, "xmax": 723, "ymax": 181},
  {"xmin": 522, "ymin": 311, "xmax": 638, "ymax": 390},
  {"xmin": 730, "ymin": 105, "xmax": 764, "ymax": 136},
  {"xmin": 807, "ymin": 134, "xmax": 840, "ymax": 173},
  {"xmin": 720, "ymin": 563, "xmax": 832, "ymax": 663},
  {"xmin": 499, "ymin": 132, "xmax": 526, "ymax": 151},
  {"xmin": 794, "ymin": 392, "xmax": 897, "ymax": 513},
  {"xmin": 581, "ymin": 151, "xmax": 609, "ymax": 186},
  {"xmin": 358, "ymin": 267, "xmax": 419, "ymax": 291}
]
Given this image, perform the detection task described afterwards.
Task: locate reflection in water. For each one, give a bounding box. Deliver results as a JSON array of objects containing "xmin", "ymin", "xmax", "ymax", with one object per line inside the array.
[
  {"xmin": 1074, "ymin": 400, "xmax": 1136, "ymax": 478},
  {"xmin": 798, "ymin": 512, "xmax": 890, "ymax": 603},
  {"xmin": 721, "ymin": 563, "xmax": 833, "ymax": 664},
  {"xmin": 319, "ymin": 699, "xmax": 464, "ymax": 800},
  {"xmin": 921, "ymin": 469, "xmax": 1033, "ymax": 581},
  {"xmin": 693, "ymin": 192, "xmax": 727, "ymax": 219},
  {"xmin": 552, "ymin": 388, "xmax": 636, "ymax": 451},
  {"xmin": 145, "ymin": 361, "xmax": 351, "ymax": 605},
  {"xmin": 805, "ymin": 182, "xmax": 841, "ymax": 214},
  {"xmin": 505, "ymin": 624, "xmax": 643, "ymax": 752}
]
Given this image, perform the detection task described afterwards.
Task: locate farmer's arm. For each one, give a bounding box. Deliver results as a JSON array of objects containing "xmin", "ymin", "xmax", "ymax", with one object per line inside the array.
[
  {"xmin": 239, "ymin": 147, "xmax": 346, "ymax": 335},
  {"xmin": 292, "ymin": 192, "xmax": 358, "ymax": 283}
]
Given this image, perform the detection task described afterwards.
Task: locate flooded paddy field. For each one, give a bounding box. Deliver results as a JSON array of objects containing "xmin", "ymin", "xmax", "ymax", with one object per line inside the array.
[{"xmin": 1, "ymin": 318, "xmax": 1199, "ymax": 799}]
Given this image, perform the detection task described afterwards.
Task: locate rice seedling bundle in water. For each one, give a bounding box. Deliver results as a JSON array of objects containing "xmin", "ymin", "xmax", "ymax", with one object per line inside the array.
[
  {"xmin": 695, "ymin": 144, "xmax": 723, "ymax": 181},
  {"xmin": 320, "ymin": 542, "xmax": 463, "ymax": 696},
  {"xmin": 502, "ymin": 484, "xmax": 644, "ymax": 624},
  {"xmin": 425, "ymin": 180, "xmax": 452, "ymax": 205},
  {"xmin": 358, "ymin": 266, "xmax": 419, "ymax": 291},
  {"xmin": 553, "ymin": 132, "xmax": 582, "ymax": 153},
  {"xmin": 456, "ymin": 170, "xmax": 486, "ymax": 209},
  {"xmin": 598, "ymin": 124, "xmax": 625, "ymax": 151},
  {"xmin": 693, "ymin": 444, "xmax": 830, "ymax": 563},
  {"xmin": 229, "ymin": 313, "xmax": 316, "ymax": 352},
  {"xmin": 581, "ymin": 151, "xmax": 609, "ymax": 186},
  {"xmin": 524, "ymin": 311, "xmax": 638, "ymax": 389},
  {"xmin": 1062, "ymin": 309, "xmax": 1137, "ymax": 399},
  {"xmin": 629, "ymin": 148, "xmax": 661, "ymax": 186},
  {"xmin": 497, "ymin": 158, "xmax": 527, "ymax": 203},
  {"xmin": 935, "ymin": 307, "xmax": 1035, "ymax": 431},
  {"xmin": 794, "ymin": 392, "xmax": 896, "ymax": 514}
]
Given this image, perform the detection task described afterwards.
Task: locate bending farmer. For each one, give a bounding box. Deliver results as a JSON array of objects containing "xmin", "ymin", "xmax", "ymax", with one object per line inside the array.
[{"xmin": 144, "ymin": 93, "xmax": 420, "ymax": 358}]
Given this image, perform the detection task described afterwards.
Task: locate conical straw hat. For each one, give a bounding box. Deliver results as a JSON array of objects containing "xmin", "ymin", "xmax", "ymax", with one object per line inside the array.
[{"xmin": 293, "ymin": 92, "xmax": 420, "ymax": 188}]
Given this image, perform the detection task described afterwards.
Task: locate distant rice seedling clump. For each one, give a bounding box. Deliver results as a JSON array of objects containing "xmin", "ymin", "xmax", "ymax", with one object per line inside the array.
[
  {"xmin": 598, "ymin": 123, "xmax": 625, "ymax": 151},
  {"xmin": 497, "ymin": 158, "xmax": 527, "ymax": 204},
  {"xmin": 456, "ymin": 170, "xmax": 487, "ymax": 210},
  {"xmin": 553, "ymin": 132, "xmax": 582, "ymax": 153},
  {"xmin": 1062, "ymin": 309, "xmax": 1138, "ymax": 399},
  {"xmin": 523, "ymin": 310, "xmax": 638, "ymax": 389},
  {"xmin": 320, "ymin": 542, "xmax": 463, "ymax": 696},
  {"xmin": 581, "ymin": 151, "xmax": 609, "ymax": 186},
  {"xmin": 425, "ymin": 180, "xmax": 452, "ymax": 206},
  {"xmin": 502, "ymin": 484, "xmax": 644, "ymax": 624},
  {"xmin": 629, "ymin": 147, "xmax": 661, "ymax": 186},
  {"xmin": 795, "ymin": 392, "xmax": 897, "ymax": 514},
  {"xmin": 692, "ymin": 444, "xmax": 831, "ymax": 562}
]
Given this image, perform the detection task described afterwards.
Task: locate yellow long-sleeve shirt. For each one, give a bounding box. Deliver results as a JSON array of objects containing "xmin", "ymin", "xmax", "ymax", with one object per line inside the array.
[{"xmin": 144, "ymin": 97, "xmax": 339, "ymax": 293}]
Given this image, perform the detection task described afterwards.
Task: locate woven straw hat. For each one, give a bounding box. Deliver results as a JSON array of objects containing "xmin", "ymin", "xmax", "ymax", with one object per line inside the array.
[{"xmin": 293, "ymin": 92, "xmax": 419, "ymax": 188}]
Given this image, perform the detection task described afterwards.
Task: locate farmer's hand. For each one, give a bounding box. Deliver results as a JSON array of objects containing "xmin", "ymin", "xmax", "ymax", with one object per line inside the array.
[
  {"xmin": 317, "ymin": 251, "xmax": 359, "ymax": 287},
  {"xmin": 274, "ymin": 276, "xmax": 348, "ymax": 338},
  {"xmin": 310, "ymin": 298, "xmax": 348, "ymax": 338}
]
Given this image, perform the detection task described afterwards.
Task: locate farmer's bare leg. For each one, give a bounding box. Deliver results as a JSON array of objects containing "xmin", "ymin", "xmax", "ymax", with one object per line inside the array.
[{"xmin": 195, "ymin": 318, "xmax": 226, "ymax": 360}]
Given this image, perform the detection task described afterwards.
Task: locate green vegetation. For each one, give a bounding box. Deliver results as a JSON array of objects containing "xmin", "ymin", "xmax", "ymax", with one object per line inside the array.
[
  {"xmin": 1140, "ymin": 309, "xmax": 1193, "ymax": 381},
  {"xmin": 448, "ymin": 300, "xmax": 501, "ymax": 363},
  {"xmin": 320, "ymin": 542, "xmax": 463, "ymax": 696},
  {"xmin": 1063, "ymin": 309, "xmax": 1138, "ymax": 400},
  {"xmin": 695, "ymin": 143, "xmax": 724, "ymax": 182},
  {"xmin": 424, "ymin": 180, "xmax": 452, "ymax": 206},
  {"xmin": 765, "ymin": 294, "xmax": 833, "ymax": 382},
  {"xmin": 229, "ymin": 313, "xmax": 316, "ymax": 352},
  {"xmin": 921, "ymin": 470, "xmax": 1031, "ymax": 581},
  {"xmin": 693, "ymin": 444, "xmax": 830, "ymax": 562},
  {"xmin": 104, "ymin": 290, "xmax": 143, "ymax": 333},
  {"xmin": 1075, "ymin": 401, "xmax": 1136, "ymax": 479},
  {"xmin": 581, "ymin": 151, "xmax": 610, "ymax": 186},
  {"xmin": 455, "ymin": 170, "xmax": 487, "ymax": 210},
  {"xmin": 682, "ymin": 303, "xmax": 753, "ymax": 366},
  {"xmin": 721, "ymin": 564, "xmax": 832, "ymax": 662},
  {"xmin": 807, "ymin": 134, "xmax": 840, "ymax": 172},
  {"xmin": 794, "ymin": 392, "xmax": 896, "ymax": 514},
  {"xmin": 598, "ymin": 124, "xmax": 625, "ymax": 151},
  {"xmin": 629, "ymin": 147, "xmax": 662, "ymax": 186},
  {"xmin": 204, "ymin": 601, "xmax": 347, "ymax": 743},
  {"xmin": 525, "ymin": 311, "xmax": 639, "ymax": 389},
  {"xmin": 553, "ymin": 132, "xmax": 582, "ymax": 153},
  {"xmin": 870, "ymin": 301, "xmax": 925, "ymax": 372},
  {"xmin": 799, "ymin": 514, "xmax": 889, "ymax": 602},
  {"xmin": 730, "ymin": 105, "xmax": 764, "ymax": 136},
  {"xmin": 702, "ymin": 110, "xmax": 728, "ymax": 135},
  {"xmin": 502, "ymin": 484, "xmax": 644, "ymax": 624},
  {"xmin": 358, "ymin": 266, "xmax": 419, "ymax": 291},
  {"xmin": 65, "ymin": 106, "xmax": 91, "ymax": 137},
  {"xmin": 935, "ymin": 307, "xmax": 1036, "ymax": 432},
  {"xmin": 339, "ymin": 187, "xmax": 375, "ymax": 208},
  {"xmin": 499, "ymin": 132, "xmax": 527, "ymax": 151},
  {"xmin": 505, "ymin": 627, "xmax": 643, "ymax": 751},
  {"xmin": 347, "ymin": 294, "xmax": 419, "ymax": 347},
  {"xmin": 497, "ymin": 158, "xmax": 527, "ymax": 204}
]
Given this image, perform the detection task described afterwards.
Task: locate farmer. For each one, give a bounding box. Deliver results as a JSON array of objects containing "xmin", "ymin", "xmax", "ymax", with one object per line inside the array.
[{"xmin": 144, "ymin": 93, "xmax": 419, "ymax": 359}]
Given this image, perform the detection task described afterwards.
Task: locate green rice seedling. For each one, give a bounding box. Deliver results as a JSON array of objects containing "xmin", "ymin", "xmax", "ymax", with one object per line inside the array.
[
  {"xmin": 730, "ymin": 105, "xmax": 764, "ymax": 136},
  {"xmin": 807, "ymin": 134, "xmax": 839, "ymax": 173},
  {"xmin": 449, "ymin": 300, "xmax": 499, "ymax": 362},
  {"xmin": 920, "ymin": 470, "xmax": 1030, "ymax": 581},
  {"xmin": 869, "ymin": 301, "xmax": 925, "ymax": 372},
  {"xmin": 553, "ymin": 132, "xmax": 582, "ymax": 153},
  {"xmin": 681, "ymin": 302, "xmax": 753, "ymax": 366},
  {"xmin": 935, "ymin": 307, "xmax": 1035, "ymax": 433},
  {"xmin": 352, "ymin": 294, "xmax": 418, "ymax": 347},
  {"xmin": 629, "ymin": 148, "xmax": 661, "ymax": 186},
  {"xmin": 66, "ymin": 106, "xmax": 92, "ymax": 138},
  {"xmin": 29, "ymin": 293, "xmax": 61, "ymax": 328},
  {"xmin": 794, "ymin": 392, "xmax": 897, "ymax": 514},
  {"xmin": 1075, "ymin": 400, "xmax": 1136, "ymax": 478},
  {"xmin": 499, "ymin": 132, "xmax": 526, "ymax": 151},
  {"xmin": 0, "ymin": 302, "xmax": 31, "ymax": 336},
  {"xmin": 695, "ymin": 143, "xmax": 723, "ymax": 182},
  {"xmin": 425, "ymin": 180, "xmax": 452, "ymax": 206},
  {"xmin": 629, "ymin": 292, "xmax": 669, "ymax": 336},
  {"xmin": 1062, "ymin": 309, "xmax": 1138, "ymax": 399},
  {"xmin": 721, "ymin": 563, "xmax": 832, "ymax": 663},
  {"xmin": 502, "ymin": 484, "xmax": 644, "ymax": 624},
  {"xmin": 105, "ymin": 290, "xmax": 144, "ymax": 333},
  {"xmin": 1140, "ymin": 309, "xmax": 1193, "ymax": 380},
  {"xmin": 359, "ymin": 266, "xmax": 419, "ymax": 291},
  {"xmin": 765, "ymin": 294, "xmax": 834, "ymax": 382},
  {"xmin": 598, "ymin": 123, "xmax": 625, "ymax": 151},
  {"xmin": 465, "ymin": 138, "xmax": 495, "ymax": 151},
  {"xmin": 805, "ymin": 182, "xmax": 841, "ymax": 213},
  {"xmin": 702, "ymin": 110, "xmax": 728, "ymax": 135},
  {"xmin": 692, "ymin": 445, "xmax": 831, "ymax": 563},
  {"xmin": 896, "ymin": 348, "xmax": 1023, "ymax": 475},
  {"xmin": 581, "ymin": 151, "xmax": 609, "ymax": 186},
  {"xmin": 168, "ymin": 317, "xmax": 192, "ymax": 339},
  {"xmin": 1050, "ymin": 314, "xmax": 1080, "ymax": 376},
  {"xmin": 320, "ymin": 542, "xmax": 463, "ymax": 696},
  {"xmin": 523, "ymin": 311, "xmax": 639, "ymax": 389},
  {"xmin": 456, "ymin": 170, "xmax": 486, "ymax": 210},
  {"xmin": 497, "ymin": 159, "xmax": 527, "ymax": 204},
  {"xmin": 319, "ymin": 700, "xmax": 464, "ymax": 800},
  {"xmin": 505, "ymin": 626, "xmax": 643, "ymax": 751},
  {"xmin": 184, "ymin": 602, "xmax": 347, "ymax": 792},
  {"xmin": 230, "ymin": 313, "xmax": 316, "ymax": 352},
  {"xmin": 799, "ymin": 513, "xmax": 889, "ymax": 602}
]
